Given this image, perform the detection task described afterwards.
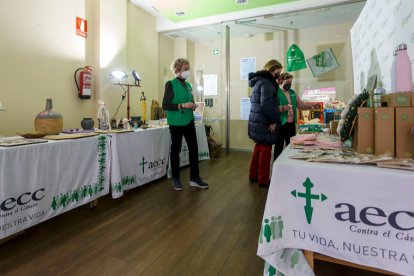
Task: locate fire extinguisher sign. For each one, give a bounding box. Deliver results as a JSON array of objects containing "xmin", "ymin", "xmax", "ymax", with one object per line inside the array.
[{"xmin": 76, "ymin": 17, "xmax": 87, "ymax": 38}]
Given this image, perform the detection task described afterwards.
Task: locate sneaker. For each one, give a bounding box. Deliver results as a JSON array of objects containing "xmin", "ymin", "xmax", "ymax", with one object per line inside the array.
[
  {"xmin": 190, "ymin": 177, "xmax": 209, "ymax": 189},
  {"xmin": 172, "ymin": 178, "xmax": 183, "ymax": 191}
]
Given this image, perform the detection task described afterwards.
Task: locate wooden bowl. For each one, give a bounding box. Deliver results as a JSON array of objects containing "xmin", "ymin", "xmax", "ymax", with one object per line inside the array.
[{"xmin": 17, "ymin": 132, "xmax": 46, "ymax": 139}]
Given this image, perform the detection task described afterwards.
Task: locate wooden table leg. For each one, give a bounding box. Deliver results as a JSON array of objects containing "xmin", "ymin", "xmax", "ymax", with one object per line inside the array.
[
  {"xmin": 90, "ymin": 199, "xmax": 99, "ymax": 208},
  {"xmin": 303, "ymin": 250, "xmax": 314, "ymax": 270}
]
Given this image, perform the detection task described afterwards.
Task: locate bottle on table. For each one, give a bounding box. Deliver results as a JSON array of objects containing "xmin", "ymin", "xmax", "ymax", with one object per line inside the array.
[
  {"xmin": 97, "ymin": 101, "xmax": 110, "ymax": 130},
  {"xmin": 390, "ymin": 49, "xmax": 397, "ymax": 93},
  {"xmin": 373, "ymin": 82, "xmax": 386, "ymax": 107}
]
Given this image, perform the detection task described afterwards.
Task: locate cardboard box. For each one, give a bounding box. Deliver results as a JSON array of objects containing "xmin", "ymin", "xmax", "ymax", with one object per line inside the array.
[
  {"xmin": 381, "ymin": 92, "xmax": 412, "ymax": 107},
  {"xmin": 324, "ymin": 109, "xmax": 342, "ymax": 124},
  {"xmin": 375, "ymin": 107, "xmax": 395, "ymax": 156},
  {"xmin": 395, "ymin": 107, "xmax": 414, "ymax": 158},
  {"xmin": 353, "ymin": 108, "xmax": 374, "ymax": 154},
  {"xmin": 329, "ymin": 120, "xmax": 339, "ymax": 135},
  {"xmin": 412, "ymin": 92, "xmax": 414, "ymax": 107}
]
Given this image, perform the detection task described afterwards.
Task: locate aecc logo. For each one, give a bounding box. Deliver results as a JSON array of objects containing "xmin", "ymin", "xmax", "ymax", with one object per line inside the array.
[{"xmin": 0, "ymin": 188, "xmax": 45, "ymax": 212}]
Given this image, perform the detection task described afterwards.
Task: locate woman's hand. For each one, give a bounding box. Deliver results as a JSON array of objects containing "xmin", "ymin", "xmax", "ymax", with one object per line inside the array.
[
  {"xmin": 182, "ymin": 102, "xmax": 196, "ymax": 109},
  {"xmin": 268, "ymin": 123, "xmax": 277, "ymax": 133}
]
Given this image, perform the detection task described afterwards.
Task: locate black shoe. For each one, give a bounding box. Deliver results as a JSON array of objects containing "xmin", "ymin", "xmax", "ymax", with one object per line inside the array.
[
  {"xmin": 172, "ymin": 178, "xmax": 183, "ymax": 191},
  {"xmin": 190, "ymin": 177, "xmax": 209, "ymax": 189}
]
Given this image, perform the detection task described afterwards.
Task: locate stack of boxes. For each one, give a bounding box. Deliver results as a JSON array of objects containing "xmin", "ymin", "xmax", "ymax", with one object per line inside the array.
[{"xmin": 353, "ymin": 92, "xmax": 414, "ymax": 158}]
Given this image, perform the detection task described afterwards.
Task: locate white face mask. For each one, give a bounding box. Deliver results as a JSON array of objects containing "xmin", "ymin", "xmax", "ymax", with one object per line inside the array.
[{"xmin": 180, "ymin": 70, "xmax": 191, "ymax": 80}]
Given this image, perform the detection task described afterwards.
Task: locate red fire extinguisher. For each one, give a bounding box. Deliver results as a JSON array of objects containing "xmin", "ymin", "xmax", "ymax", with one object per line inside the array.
[{"xmin": 74, "ymin": 66, "xmax": 92, "ymax": 99}]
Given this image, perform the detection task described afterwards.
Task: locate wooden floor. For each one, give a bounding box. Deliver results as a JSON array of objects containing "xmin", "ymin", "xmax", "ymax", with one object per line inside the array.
[{"xmin": 0, "ymin": 151, "xmax": 386, "ymax": 275}]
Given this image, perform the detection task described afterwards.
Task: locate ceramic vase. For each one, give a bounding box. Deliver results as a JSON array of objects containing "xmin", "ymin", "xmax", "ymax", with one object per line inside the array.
[{"xmin": 81, "ymin": 118, "xmax": 94, "ymax": 130}]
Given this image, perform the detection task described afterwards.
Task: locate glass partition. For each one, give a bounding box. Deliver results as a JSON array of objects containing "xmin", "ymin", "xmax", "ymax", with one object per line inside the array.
[{"xmin": 159, "ymin": 1, "xmax": 365, "ymax": 151}]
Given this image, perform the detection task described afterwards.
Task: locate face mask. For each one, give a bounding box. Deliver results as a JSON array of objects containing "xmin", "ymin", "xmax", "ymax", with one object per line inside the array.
[
  {"xmin": 283, "ymin": 83, "xmax": 291, "ymax": 90},
  {"xmin": 180, "ymin": 70, "xmax": 191, "ymax": 80},
  {"xmin": 274, "ymin": 73, "xmax": 280, "ymax": 80}
]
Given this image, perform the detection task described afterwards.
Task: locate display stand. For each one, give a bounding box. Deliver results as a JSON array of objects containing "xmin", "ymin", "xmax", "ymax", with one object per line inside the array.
[{"xmin": 113, "ymin": 83, "xmax": 141, "ymax": 120}]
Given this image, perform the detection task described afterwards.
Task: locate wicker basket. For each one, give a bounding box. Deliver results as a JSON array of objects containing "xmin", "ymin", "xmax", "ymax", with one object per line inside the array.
[{"xmin": 35, "ymin": 117, "xmax": 63, "ymax": 135}]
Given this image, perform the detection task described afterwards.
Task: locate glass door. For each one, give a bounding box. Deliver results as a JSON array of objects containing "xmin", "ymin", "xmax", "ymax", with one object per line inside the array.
[{"xmin": 159, "ymin": 24, "xmax": 225, "ymax": 158}]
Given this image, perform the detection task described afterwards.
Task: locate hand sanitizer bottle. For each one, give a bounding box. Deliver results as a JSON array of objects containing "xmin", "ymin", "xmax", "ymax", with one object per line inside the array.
[
  {"xmin": 373, "ymin": 82, "xmax": 386, "ymax": 107},
  {"xmin": 97, "ymin": 100, "xmax": 110, "ymax": 130}
]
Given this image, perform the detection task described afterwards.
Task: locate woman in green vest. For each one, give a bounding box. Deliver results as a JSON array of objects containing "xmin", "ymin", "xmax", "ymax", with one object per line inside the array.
[
  {"xmin": 274, "ymin": 73, "xmax": 317, "ymax": 160},
  {"xmin": 162, "ymin": 58, "xmax": 208, "ymax": 191}
]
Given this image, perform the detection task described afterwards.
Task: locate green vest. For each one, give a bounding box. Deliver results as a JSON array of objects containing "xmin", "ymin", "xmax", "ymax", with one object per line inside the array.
[
  {"xmin": 277, "ymin": 87, "xmax": 297, "ymax": 125},
  {"xmin": 166, "ymin": 78, "xmax": 195, "ymax": 126}
]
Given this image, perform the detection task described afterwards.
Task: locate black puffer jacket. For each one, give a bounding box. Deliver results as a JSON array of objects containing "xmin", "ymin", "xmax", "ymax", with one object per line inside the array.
[{"xmin": 248, "ymin": 70, "xmax": 281, "ymax": 145}]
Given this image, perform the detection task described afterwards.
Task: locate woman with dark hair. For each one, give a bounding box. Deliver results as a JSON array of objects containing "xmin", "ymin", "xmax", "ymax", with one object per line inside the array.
[
  {"xmin": 248, "ymin": 59, "xmax": 283, "ymax": 187},
  {"xmin": 274, "ymin": 72, "xmax": 317, "ymax": 161}
]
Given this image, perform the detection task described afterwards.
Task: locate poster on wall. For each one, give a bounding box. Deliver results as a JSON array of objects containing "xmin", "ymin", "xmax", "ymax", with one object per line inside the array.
[
  {"xmin": 351, "ymin": 0, "xmax": 414, "ymax": 94},
  {"xmin": 203, "ymin": 74, "xmax": 218, "ymax": 96},
  {"xmin": 240, "ymin": 97, "xmax": 251, "ymax": 120},
  {"xmin": 306, "ymin": 48, "xmax": 340, "ymax": 77},
  {"xmin": 301, "ymin": 87, "xmax": 336, "ymax": 103},
  {"xmin": 240, "ymin": 57, "xmax": 256, "ymax": 80}
]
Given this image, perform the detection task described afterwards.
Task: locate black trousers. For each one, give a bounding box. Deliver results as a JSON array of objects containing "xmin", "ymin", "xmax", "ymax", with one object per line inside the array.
[
  {"xmin": 273, "ymin": 122, "xmax": 296, "ymax": 161},
  {"xmin": 169, "ymin": 120, "xmax": 199, "ymax": 179}
]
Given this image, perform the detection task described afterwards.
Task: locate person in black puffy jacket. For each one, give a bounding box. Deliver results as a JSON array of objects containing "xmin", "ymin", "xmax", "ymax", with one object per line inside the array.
[{"xmin": 248, "ymin": 59, "xmax": 282, "ymax": 186}]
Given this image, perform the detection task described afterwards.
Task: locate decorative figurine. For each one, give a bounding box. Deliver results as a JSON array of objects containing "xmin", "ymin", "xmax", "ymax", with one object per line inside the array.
[
  {"xmin": 140, "ymin": 91, "xmax": 147, "ymax": 124},
  {"xmin": 122, "ymin": 118, "xmax": 131, "ymax": 130}
]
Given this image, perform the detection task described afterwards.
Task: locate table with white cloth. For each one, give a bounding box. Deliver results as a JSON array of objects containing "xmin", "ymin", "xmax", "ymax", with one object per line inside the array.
[
  {"xmin": 0, "ymin": 135, "xmax": 110, "ymax": 240},
  {"xmin": 257, "ymin": 145, "xmax": 414, "ymax": 276},
  {"xmin": 110, "ymin": 123, "xmax": 210, "ymax": 198}
]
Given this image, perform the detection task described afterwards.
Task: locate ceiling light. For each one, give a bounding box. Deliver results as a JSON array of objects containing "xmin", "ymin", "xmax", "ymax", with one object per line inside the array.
[
  {"xmin": 235, "ymin": 0, "xmax": 248, "ymax": 5},
  {"xmin": 176, "ymin": 11, "xmax": 186, "ymax": 16},
  {"xmin": 132, "ymin": 70, "xmax": 141, "ymax": 86},
  {"xmin": 109, "ymin": 71, "xmax": 127, "ymax": 80}
]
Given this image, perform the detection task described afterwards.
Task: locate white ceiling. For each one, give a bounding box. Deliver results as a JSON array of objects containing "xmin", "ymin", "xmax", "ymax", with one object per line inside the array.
[
  {"xmin": 131, "ymin": 0, "xmax": 366, "ymax": 42},
  {"xmin": 162, "ymin": 1, "xmax": 366, "ymax": 42}
]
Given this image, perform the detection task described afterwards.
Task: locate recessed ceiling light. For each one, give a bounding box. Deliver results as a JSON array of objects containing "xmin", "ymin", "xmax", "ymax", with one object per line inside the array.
[
  {"xmin": 235, "ymin": 0, "xmax": 248, "ymax": 5},
  {"xmin": 176, "ymin": 11, "xmax": 186, "ymax": 16}
]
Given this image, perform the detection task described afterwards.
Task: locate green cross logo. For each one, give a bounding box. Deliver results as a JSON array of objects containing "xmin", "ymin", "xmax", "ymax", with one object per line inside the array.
[
  {"xmin": 139, "ymin": 157, "xmax": 147, "ymax": 174},
  {"xmin": 291, "ymin": 178, "xmax": 327, "ymax": 224}
]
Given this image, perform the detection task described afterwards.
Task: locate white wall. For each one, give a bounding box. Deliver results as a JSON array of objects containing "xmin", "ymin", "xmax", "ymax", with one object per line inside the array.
[
  {"xmin": 0, "ymin": 0, "xmax": 91, "ymax": 135},
  {"xmin": 0, "ymin": 0, "xmax": 159, "ymax": 136}
]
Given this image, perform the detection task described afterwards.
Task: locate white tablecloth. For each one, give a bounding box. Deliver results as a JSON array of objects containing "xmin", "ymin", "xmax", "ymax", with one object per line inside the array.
[
  {"xmin": 109, "ymin": 127, "xmax": 171, "ymax": 198},
  {"xmin": 257, "ymin": 146, "xmax": 414, "ymax": 276},
  {"xmin": 110, "ymin": 123, "xmax": 210, "ymax": 198},
  {"xmin": 0, "ymin": 135, "xmax": 110, "ymax": 240}
]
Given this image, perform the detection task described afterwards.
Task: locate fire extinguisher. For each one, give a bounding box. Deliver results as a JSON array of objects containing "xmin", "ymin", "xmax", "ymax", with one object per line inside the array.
[{"xmin": 74, "ymin": 66, "xmax": 92, "ymax": 99}]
